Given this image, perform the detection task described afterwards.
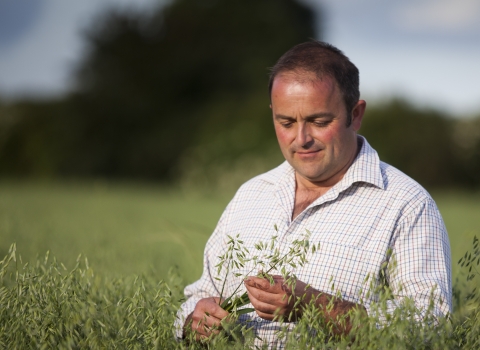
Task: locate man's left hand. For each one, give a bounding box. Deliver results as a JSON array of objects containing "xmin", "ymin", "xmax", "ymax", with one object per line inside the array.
[{"xmin": 244, "ymin": 275, "xmax": 311, "ymax": 321}]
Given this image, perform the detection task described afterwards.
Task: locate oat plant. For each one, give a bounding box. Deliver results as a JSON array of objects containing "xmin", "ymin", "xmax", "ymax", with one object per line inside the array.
[{"xmin": 216, "ymin": 226, "xmax": 320, "ymax": 316}]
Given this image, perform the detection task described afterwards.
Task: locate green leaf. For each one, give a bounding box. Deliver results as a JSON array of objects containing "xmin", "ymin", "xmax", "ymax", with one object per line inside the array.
[
  {"xmin": 221, "ymin": 296, "xmax": 233, "ymax": 309},
  {"xmin": 236, "ymin": 308, "xmax": 255, "ymax": 315}
]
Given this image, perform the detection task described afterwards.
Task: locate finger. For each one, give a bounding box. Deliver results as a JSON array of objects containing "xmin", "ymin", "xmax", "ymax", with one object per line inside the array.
[
  {"xmin": 245, "ymin": 276, "xmax": 283, "ymax": 293},
  {"xmin": 244, "ymin": 276, "xmax": 271, "ymax": 291},
  {"xmin": 193, "ymin": 312, "xmax": 223, "ymax": 329},
  {"xmin": 271, "ymin": 275, "xmax": 284, "ymax": 280},
  {"xmin": 249, "ymin": 300, "xmax": 282, "ymax": 322},
  {"xmin": 209, "ymin": 298, "xmax": 230, "ymax": 318},
  {"xmin": 191, "ymin": 307, "xmax": 223, "ymax": 331},
  {"xmin": 195, "ymin": 328, "xmax": 217, "ymax": 342},
  {"xmin": 212, "ymin": 296, "xmax": 225, "ymax": 304},
  {"xmin": 254, "ymin": 309, "xmax": 276, "ymax": 321},
  {"xmin": 246, "ymin": 283, "xmax": 288, "ymax": 305},
  {"xmin": 247, "ymin": 290, "xmax": 282, "ymax": 315},
  {"xmin": 191, "ymin": 314, "xmax": 222, "ymax": 337},
  {"xmin": 199, "ymin": 297, "xmax": 230, "ymax": 319},
  {"xmin": 190, "ymin": 318, "xmax": 209, "ymax": 338},
  {"xmin": 195, "ymin": 333, "xmax": 209, "ymax": 342}
]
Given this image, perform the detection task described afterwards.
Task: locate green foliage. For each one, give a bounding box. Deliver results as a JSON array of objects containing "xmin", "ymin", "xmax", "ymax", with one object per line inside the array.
[
  {"xmin": 0, "ymin": 181, "xmax": 229, "ymax": 282},
  {"xmin": 2, "ymin": 1, "xmax": 480, "ymax": 191},
  {"xmin": 284, "ymin": 298, "xmax": 454, "ymax": 349},
  {"xmin": 0, "ymin": 244, "xmax": 183, "ymax": 349},
  {"xmin": 451, "ymin": 117, "xmax": 480, "ymax": 187},
  {"xmin": 0, "ymin": 0, "xmax": 314, "ymax": 183},
  {"xmin": 455, "ymin": 236, "xmax": 480, "ymax": 348},
  {"xmin": 217, "ymin": 230, "xmax": 317, "ymax": 315},
  {"xmin": 2, "ymin": 237, "xmax": 480, "ymax": 349},
  {"xmin": 361, "ymin": 100, "xmax": 465, "ymax": 187},
  {"xmin": 361, "ymin": 99, "xmax": 480, "ymax": 189},
  {"xmin": 0, "ymin": 183, "xmax": 479, "ymax": 348},
  {"xmin": 1, "ymin": 182, "xmax": 478, "ymax": 283},
  {"xmin": 0, "ymin": 99, "xmax": 74, "ymax": 177}
]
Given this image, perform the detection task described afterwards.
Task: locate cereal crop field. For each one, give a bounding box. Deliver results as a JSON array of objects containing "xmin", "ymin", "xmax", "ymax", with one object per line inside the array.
[{"xmin": 1, "ymin": 182, "xmax": 479, "ymax": 348}]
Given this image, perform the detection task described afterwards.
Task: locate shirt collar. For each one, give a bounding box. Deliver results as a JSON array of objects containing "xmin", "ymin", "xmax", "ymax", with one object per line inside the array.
[
  {"xmin": 259, "ymin": 135, "xmax": 385, "ymax": 212},
  {"xmin": 337, "ymin": 135, "xmax": 385, "ymax": 191}
]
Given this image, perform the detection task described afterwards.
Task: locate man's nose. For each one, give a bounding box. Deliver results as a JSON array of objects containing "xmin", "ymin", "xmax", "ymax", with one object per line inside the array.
[{"xmin": 297, "ymin": 123, "xmax": 314, "ymax": 148}]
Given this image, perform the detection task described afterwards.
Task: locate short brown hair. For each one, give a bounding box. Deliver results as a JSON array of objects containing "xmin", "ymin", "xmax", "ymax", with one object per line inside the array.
[{"xmin": 269, "ymin": 41, "xmax": 360, "ymax": 126}]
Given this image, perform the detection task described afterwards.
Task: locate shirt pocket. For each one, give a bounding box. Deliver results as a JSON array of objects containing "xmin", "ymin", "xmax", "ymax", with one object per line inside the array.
[{"xmin": 298, "ymin": 242, "xmax": 370, "ymax": 304}]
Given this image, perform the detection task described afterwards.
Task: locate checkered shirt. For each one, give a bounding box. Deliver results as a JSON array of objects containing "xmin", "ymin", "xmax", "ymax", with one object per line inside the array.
[{"xmin": 175, "ymin": 136, "xmax": 452, "ymax": 348}]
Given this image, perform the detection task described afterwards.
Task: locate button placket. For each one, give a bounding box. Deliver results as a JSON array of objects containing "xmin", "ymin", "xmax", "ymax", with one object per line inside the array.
[
  {"xmin": 283, "ymin": 211, "xmax": 307, "ymax": 242},
  {"xmin": 274, "ymin": 208, "xmax": 290, "ymax": 243}
]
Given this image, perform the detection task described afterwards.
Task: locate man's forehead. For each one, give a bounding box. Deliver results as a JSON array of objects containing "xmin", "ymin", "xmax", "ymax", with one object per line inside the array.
[
  {"xmin": 273, "ymin": 71, "xmax": 338, "ymax": 91},
  {"xmin": 274, "ymin": 70, "xmax": 336, "ymax": 90}
]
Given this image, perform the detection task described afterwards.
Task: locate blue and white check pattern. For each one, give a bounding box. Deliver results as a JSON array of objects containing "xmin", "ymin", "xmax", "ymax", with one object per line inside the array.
[{"xmin": 176, "ymin": 136, "xmax": 452, "ymax": 348}]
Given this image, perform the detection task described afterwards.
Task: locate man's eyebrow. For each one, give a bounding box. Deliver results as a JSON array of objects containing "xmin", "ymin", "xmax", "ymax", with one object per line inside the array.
[
  {"xmin": 274, "ymin": 113, "xmax": 335, "ymax": 120},
  {"xmin": 304, "ymin": 113, "xmax": 335, "ymax": 120},
  {"xmin": 274, "ymin": 114, "xmax": 295, "ymax": 120}
]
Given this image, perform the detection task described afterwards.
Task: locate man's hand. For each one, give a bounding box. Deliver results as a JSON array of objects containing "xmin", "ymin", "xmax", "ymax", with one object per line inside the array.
[
  {"xmin": 245, "ymin": 275, "xmax": 365, "ymax": 335},
  {"xmin": 244, "ymin": 275, "xmax": 311, "ymax": 322},
  {"xmin": 184, "ymin": 297, "xmax": 230, "ymax": 341}
]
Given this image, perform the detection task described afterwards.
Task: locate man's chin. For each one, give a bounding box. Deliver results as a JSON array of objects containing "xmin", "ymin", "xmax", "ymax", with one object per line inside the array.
[{"xmin": 294, "ymin": 168, "xmax": 327, "ymax": 183}]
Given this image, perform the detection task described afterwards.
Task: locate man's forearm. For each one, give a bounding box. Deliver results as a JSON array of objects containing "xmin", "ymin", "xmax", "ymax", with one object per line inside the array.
[
  {"xmin": 245, "ymin": 275, "xmax": 365, "ymax": 335},
  {"xmin": 302, "ymin": 288, "xmax": 366, "ymax": 335}
]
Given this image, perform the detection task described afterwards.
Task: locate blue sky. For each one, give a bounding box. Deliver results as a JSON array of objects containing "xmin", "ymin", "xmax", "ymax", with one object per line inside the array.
[{"xmin": 0, "ymin": 0, "xmax": 479, "ymax": 116}]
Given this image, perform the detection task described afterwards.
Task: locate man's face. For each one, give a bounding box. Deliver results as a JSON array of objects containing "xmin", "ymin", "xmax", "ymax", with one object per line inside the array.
[{"xmin": 271, "ymin": 73, "xmax": 365, "ymax": 186}]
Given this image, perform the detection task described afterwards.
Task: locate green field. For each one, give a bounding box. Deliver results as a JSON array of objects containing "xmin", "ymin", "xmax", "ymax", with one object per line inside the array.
[
  {"xmin": 1, "ymin": 182, "xmax": 479, "ymax": 285},
  {"xmin": 0, "ymin": 181, "xmax": 229, "ymax": 283},
  {"xmin": 1, "ymin": 181, "xmax": 480, "ymax": 348}
]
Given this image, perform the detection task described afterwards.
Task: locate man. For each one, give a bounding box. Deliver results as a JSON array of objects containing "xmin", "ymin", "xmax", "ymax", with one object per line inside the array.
[{"xmin": 175, "ymin": 41, "xmax": 452, "ymax": 348}]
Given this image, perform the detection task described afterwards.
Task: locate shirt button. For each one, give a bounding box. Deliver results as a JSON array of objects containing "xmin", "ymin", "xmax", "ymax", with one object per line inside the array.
[{"xmin": 256, "ymin": 317, "xmax": 262, "ymax": 323}]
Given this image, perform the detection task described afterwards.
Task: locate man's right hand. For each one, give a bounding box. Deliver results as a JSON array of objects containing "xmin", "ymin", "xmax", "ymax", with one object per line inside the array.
[{"xmin": 184, "ymin": 297, "xmax": 230, "ymax": 341}]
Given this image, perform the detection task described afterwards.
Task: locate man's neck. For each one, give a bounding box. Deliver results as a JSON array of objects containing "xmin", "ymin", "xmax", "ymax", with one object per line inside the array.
[{"xmin": 292, "ymin": 137, "xmax": 362, "ymax": 220}]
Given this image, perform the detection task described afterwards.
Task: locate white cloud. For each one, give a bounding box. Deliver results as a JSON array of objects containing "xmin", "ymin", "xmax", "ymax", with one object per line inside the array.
[{"xmin": 394, "ymin": 0, "xmax": 480, "ymax": 33}]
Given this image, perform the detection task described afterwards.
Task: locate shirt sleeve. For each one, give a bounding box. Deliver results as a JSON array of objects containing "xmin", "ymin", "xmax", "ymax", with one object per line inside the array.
[
  {"xmin": 174, "ymin": 201, "xmax": 231, "ymax": 339},
  {"xmin": 369, "ymin": 196, "xmax": 452, "ymax": 322}
]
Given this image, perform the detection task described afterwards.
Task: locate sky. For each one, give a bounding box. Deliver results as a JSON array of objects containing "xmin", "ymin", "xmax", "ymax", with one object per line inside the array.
[{"xmin": 0, "ymin": 0, "xmax": 479, "ymax": 116}]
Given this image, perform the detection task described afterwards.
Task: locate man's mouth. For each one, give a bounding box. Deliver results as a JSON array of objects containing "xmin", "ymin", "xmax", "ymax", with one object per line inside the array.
[
  {"xmin": 295, "ymin": 150, "xmax": 321, "ymax": 158},
  {"xmin": 296, "ymin": 148, "xmax": 321, "ymax": 154},
  {"xmin": 297, "ymin": 150, "xmax": 319, "ymax": 154}
]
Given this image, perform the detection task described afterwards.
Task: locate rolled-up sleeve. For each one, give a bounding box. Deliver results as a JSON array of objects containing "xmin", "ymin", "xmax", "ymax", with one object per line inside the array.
[{"xmin": 376, "ymin": 196, "xmax": 452, "ymax": 321}]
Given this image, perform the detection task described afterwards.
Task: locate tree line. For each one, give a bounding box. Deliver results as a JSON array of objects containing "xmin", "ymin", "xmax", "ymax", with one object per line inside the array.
[{"xmin": 0, "ymin": 0, "xmax": 478, "ymax": 190}]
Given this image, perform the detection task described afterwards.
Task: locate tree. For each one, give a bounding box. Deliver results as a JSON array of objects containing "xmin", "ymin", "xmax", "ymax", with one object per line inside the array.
[
  {"xmin": 360, "ymin": 99, "xmax": 462, "ymax": 189},
  {"xmin": 69, "ymin": 0, "xmax": 317, "ymax": 181}
]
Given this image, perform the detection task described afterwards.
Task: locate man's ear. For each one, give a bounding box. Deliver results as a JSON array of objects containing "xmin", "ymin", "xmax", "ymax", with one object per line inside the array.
[
  {"xmin": 351, "ymin": 100, "xmax": 366, "ymax": 131},
  {"xmin": 269, "ymin": 104, "xmax": 272, "ymax": 109}
]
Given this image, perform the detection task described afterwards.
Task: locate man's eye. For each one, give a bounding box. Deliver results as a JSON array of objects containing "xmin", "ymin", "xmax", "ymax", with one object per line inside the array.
[
  {"xmin": 313, "ymin": 121, "xmax": 330, "ymax": 127},
  {"xmin": 281, "ymin": 122, "xmax": 293, "ymax": 128}
]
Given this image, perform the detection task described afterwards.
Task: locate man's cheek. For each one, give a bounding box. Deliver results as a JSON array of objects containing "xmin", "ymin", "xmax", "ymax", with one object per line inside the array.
[
  {"xmin": 313, "ymin": 127, "xmax": 335, "ymax": 144},
  {"xmin": 275, "ymin": 130, "xmax": 291, "ymax": 147}
]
